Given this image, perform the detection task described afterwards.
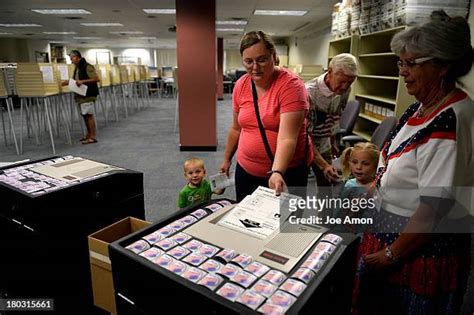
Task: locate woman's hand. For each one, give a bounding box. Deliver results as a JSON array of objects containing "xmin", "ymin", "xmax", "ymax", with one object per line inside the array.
[
  {"xmin": 364, "ymin": 249, "xmax": 393, "ymax": 271},
  {"xmin": 219, "ymin": 160, "xmax": 232, "ymax": 177},
  {"xmin": 268, "ymin": 172, "xmax": 286, "ymax": 196},
  {"xmin": 76, "ymin": 80, "xmax": 83, "ymax": 86},
  {"xmin": 323, "ymin": 164, "xmax": 341, "ymax": 182}
]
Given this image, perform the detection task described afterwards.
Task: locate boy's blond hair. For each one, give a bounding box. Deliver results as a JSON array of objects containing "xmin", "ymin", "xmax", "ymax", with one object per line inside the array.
[
  {"xmin": 340, "ymin": 142, "xmax": 380, "ymax": 179},
  {"xmin": 183, "ymin": 157, "xmax": 206, "ymax": 172}
]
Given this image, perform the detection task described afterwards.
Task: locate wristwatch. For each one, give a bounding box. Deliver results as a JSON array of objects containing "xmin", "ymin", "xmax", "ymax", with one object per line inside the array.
[
  {"xmin": 384, "ymin": 246, "xmax": 398, "ymax": 262},
  {"xmin": 267, "ymin": 169, "xmax": 284, "ymax": 176}
]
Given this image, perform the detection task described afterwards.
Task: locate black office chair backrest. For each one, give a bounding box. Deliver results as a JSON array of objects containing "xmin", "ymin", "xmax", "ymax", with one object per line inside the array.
[
  {"xmin": 371, "ymin": 116, "xmax": 397, "ymax": 149},
  {"xmin": 339, "ymin": 100, "xmax": 361, "ymax": 134}
]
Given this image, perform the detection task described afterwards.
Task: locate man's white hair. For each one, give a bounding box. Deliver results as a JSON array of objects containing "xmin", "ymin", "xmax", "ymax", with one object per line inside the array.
[{"xmin": 329, "ymin": 53, "xmax": 358, "ymax": 76}]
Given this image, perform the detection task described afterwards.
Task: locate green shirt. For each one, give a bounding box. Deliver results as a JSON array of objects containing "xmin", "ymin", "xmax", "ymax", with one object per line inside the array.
[{"xmin": 177, "ymin": 179, "xmax": 212, "ymax": 208}]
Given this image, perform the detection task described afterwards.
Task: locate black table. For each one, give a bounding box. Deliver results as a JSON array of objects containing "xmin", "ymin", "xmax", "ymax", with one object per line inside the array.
[
  {"xmin": 0, "ymin": 156, "xmax": 145, "ymax": 314},
  {"xmin": 109, "ymin": 199, "xmax": 359, "ymax": 315}
]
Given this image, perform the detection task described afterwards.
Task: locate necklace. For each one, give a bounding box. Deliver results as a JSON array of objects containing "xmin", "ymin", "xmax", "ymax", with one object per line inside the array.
[{"xmin": 416, "ymin": 89, "xmax": 455, "ymax": 118}]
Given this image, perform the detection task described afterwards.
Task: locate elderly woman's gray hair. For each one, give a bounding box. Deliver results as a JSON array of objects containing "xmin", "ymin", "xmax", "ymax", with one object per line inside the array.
[
  {"xmin": 329, "ymin": 53, "xmax": 358, "ymax": 76},
  {"xmin": 391, "ymin": 10, "xmax": 473, "ymax": 83}
]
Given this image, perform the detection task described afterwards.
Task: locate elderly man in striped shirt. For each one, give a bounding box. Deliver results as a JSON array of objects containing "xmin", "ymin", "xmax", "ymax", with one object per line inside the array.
[{"xmin": 306, "ymin": 53, "xmax": 358, "ymax": 195}]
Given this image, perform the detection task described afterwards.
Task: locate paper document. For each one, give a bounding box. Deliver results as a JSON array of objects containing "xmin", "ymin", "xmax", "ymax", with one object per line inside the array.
[
  {"xmin": 217, "ymin": 186, "xmax": 301, "ymax": 240},
  {"xmin": 68, "ymin": 79, "xmax": 88, "ymax": 96},
  {"xmin": 209, "ymin": 173, "xmax": 234, "ymax": 190},
  {"xmin": 39, "ymin": 66, "xmax": 55, "ymax": 83},
  {"xmin": 57, "ymin": 65, "xmax": 69, "ymax": 80},
  {"xmin": 100, "ymin": 67, "xmax": 107, "ymax": 81}
]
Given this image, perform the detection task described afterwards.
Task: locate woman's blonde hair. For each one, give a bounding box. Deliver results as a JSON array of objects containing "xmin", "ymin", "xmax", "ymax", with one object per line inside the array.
[{"xmin": 340, "ymin": 142, "xmax": 380, "ymax": 180}]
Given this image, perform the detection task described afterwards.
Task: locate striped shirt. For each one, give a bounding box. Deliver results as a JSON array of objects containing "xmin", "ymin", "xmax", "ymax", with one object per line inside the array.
[
  {"xmin": 305, "ymin": 73, "xmax": 350, "ymax": 154},
  {"xmin": 376, "ymin": 90, "xmax": 474, "ymax": 218},
  {"xmin": 232, "ymin": 67, "xmax": 312, "ymax": 177}
]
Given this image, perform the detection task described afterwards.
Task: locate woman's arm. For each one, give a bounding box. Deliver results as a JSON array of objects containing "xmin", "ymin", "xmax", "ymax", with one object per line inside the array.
[
  {"xmin": 219, "ymin": 112, "xmax": 241, "ymax": 176},
  {"xmin": 269, "ymin": 110, "xmax": 304, "ymax": 195},
  {"xmin": 364, "ymin": 200, "xmax": 448, "ymax": 270}
]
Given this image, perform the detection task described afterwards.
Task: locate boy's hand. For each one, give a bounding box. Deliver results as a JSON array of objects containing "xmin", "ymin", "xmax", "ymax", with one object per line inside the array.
[{"xmin": 214, "ymin": 188, "xmax": 225, "ymax": 195}]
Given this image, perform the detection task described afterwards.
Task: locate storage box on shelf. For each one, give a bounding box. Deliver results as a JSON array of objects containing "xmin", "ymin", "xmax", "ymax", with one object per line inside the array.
[{"xmin": 352, "ymin": 26, "xmax": 415, "ymax": 140}]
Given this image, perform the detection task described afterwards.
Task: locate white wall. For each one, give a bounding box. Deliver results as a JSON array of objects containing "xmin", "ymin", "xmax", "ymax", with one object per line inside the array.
[
  {"xmin": 225, "ymin": 49, "xmax": 243, "ymax": 72},
  {"xmin": 0, "ymin": 38, "xmax": 49, "ymax": 62},
  {"xmin": 0, "ymin": 38, "xmax": 29, "ymax": 62},
  {"xmin": 27, "ymin": 40, "xmax": 50, "ymax": 62},
  {"xmin": 73, "ymin": 47, "xmax": 155, "ymax": 66},
  {"xmin": 156, "ymin": 49, "xmax": 177, "ymax": 68},
  {"xmin": 288, "ymin": 17, "xmax": 332, "ymax": 68}
]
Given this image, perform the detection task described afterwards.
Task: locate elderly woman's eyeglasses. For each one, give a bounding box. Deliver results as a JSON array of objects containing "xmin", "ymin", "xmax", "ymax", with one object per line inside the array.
[
  {"xmin": 242, "ymin": 55, "xmax": 271, "ymax": 68},
  {"xmin": 397, "ymin": 56, "xmax": 434, "ymax": 70}
]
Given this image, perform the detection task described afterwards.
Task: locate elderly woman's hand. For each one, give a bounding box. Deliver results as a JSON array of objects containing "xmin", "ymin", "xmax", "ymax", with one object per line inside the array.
[
  {"xmin": 268, "ymin": 172, "xmax": 286, "ymax": 196},
  {"xmin": 364, "ymin": 249, "xmax": 393, "ymax": 271}
]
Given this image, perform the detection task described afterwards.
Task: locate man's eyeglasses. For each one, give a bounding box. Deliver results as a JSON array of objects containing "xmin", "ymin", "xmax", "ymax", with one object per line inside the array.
[
  {"xmin": 397, "ymin": 56, "xmax": 434, "ymax": 70},
  {"xmin": 242, "ymin": 55, "xmax": 271, "ymax": 68}
]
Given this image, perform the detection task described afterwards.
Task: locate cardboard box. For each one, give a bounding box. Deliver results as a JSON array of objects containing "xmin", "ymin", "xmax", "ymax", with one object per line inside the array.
[{"xmin": 88, "ymin": 217, "xmax": 151, "ymax": 314}]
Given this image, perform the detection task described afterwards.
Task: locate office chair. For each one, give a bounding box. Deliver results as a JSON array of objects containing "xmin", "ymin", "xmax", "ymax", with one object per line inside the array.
[
  {"xmin": 335, "ymin": 100, "xmax": 361, "ymax": 152},
  {"xmin": 332, "ymin": 116, "xmax": 397, "ymax": 188},
  {"xmin": 341, "ymin": 116, "xmax": 397, "ymax": 149}
]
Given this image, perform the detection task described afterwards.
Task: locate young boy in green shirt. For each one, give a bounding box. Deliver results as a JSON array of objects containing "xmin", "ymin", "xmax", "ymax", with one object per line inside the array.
[{"xmin": 177, "ymin": 157, "xmax": 224, "ymax": 209}]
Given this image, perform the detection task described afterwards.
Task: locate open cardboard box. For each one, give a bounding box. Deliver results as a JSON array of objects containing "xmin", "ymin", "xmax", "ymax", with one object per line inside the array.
[{"xmin": 88, "ymin": 216, "xmax": 151, "ymax": 314}]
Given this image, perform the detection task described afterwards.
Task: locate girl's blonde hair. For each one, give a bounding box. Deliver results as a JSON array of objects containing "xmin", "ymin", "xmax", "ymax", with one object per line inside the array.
[{"xmin": 340, "ymin": 142, "xmax": 380, "ymax": 179}]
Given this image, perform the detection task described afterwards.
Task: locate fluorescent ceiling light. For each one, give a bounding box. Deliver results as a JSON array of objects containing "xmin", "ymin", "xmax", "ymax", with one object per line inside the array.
[
  {"xmin": 32, "ymin": 9, "xmax": 91, "ymax": 15},
  {"xmin": 80, "ymin": 23, "xmax": 123, "ymax": 27},
  {"xmin": 73, "ymin": 36, "xmax": 102, "ymax": 39},
  {"xmin": 110, "ymin": 31, "xmax": 144, "ymax": 34},
  {"xmin": 0, "ymin": 32, "xmax": 13, "ymax": 35},
  {"xmin": 0, "ymin": 24, "xmax": 42, "ymax": 27},
  {"xmin": 43, "ymin": 31, "xmax": 76, "ymax": 34},
  {"xmin": 129, "ymin": 36, "xmax": 156, "ymax": 39},
  {"xmin": 217, "ymin": 28, "xmax": 244, "ymax": 32},
  {"xmin": 216, "ymin": 21, "xmax": 247, "ymax": 25},
  {"xmin": 254, "ymin": 10, "xmax": 307, "ymax": 16},
  {"xmin": 143, "ymin": 9, "xmax": 176, "ymax": 14}
]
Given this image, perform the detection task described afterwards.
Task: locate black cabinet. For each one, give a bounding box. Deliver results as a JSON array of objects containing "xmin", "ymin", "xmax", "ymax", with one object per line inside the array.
[
  {"xmin": 0, "ymin": 156, "xmax": 145, "ymax": 314},
  {"xmin": 109, "ymin": 200, "xmax": 359, "ymax": 315}
]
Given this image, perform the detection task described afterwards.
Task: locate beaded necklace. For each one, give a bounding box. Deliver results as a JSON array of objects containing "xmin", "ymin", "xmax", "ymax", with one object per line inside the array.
[{"xmin": 416, "ymin": 89, "xmax": 455, "ymax": 118}]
